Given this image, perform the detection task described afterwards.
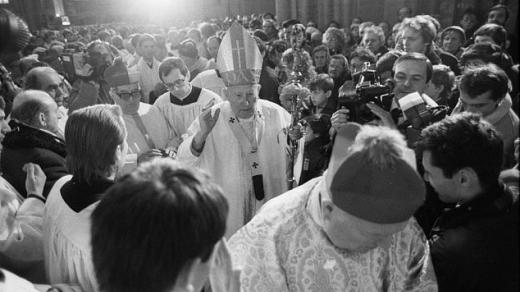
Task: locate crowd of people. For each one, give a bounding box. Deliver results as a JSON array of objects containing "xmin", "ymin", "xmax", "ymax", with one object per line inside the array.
[{"xmin": 0, "ymin": 3, "xmax": 518, "ymax": 291}]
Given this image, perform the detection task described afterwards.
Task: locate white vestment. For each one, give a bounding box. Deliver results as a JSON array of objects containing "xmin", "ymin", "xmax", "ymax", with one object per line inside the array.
[
  {"xmin": 121, "ymin": 102, "xmax": 172, "ymax": 174},
  {"xmin": 43, "ymin": 175, "xmax": 98, "ymax": 292},
  {"xmin": 154, "ymin": 87, "xmax": 221, "ymax": 149},
  {"xmin": 191, "ymin": 69, "xmax": 227, "ymax": 99},
  {"xmin": 177, "ymin": 99, "xmax": 291, "ymax": 237},
  {"xmin": 228, "ymin": 178, "xmax": 439, "ymax": 291},
  {"xmin": 133, "ymin": 58, "xmax": 161, "ymax": 103}
]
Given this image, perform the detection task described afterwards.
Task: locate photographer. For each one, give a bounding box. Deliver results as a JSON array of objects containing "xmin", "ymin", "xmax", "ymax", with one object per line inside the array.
[{"xmin": 332, "ymin": 53, "xmax": 441, "ymax": 145}]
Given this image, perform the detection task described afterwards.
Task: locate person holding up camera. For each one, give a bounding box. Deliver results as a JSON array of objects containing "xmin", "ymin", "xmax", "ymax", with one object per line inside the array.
[{"xmin": 332, "ymin": 53, "xmax": 440, "ymax": 146}]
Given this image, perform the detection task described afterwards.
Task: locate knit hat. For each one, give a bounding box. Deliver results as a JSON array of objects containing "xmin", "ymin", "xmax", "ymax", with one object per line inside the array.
[
  {"xmin": 327, "ymin": 124, "xmax": 425, "ymax": 224},
  {"xmin": 217, "ymin": 22, "xmax": 263, "ymax": 87}
]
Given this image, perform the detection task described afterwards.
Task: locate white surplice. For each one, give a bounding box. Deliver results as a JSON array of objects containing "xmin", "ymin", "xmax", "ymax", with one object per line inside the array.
[
  {"xmin": 177, "ymin": 99, "xmax": 291, "ymax": 237},
  {"xmin": 43, "ymin": 175, "xmax": 98, "ymax": 292},
  {"xmin": 154, "ymin": 88, "xmax": 222, "ymax": 149},
  {"xmin": 228, "ymin": 178, "xmax": 438, "ymax": 292},
  {"xmin": 121, "ymin": 102, "xmax": 172, "ymax": 174}
]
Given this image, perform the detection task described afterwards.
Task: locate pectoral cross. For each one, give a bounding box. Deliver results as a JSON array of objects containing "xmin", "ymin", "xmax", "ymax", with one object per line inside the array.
[{"xmin": 252, "ymin": 162, "xmax": 259, "ymax": 169}]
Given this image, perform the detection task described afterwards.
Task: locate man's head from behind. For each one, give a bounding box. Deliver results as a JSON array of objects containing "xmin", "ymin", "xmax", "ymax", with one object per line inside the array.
[
  {"xmin": 424, "ymin": 64, "xmax": 454, "ymax": 101},
  {"xmin": 91, "ymin": 159, "xmax": 228, "ymax": 292},
  {"xmin": 321, "ymin": 124, "xmax": 424, "ymax": 252},
  {"xmin": 458, "ymin": 64, "xmax": 509, "ymax": 117},
  {"xmin": 11, "ymin": 90, "xmax": 61, "ymax": 135},
  {"xmin": 418, "ymin": 113, "xmax": 503, "ymax": 204}
]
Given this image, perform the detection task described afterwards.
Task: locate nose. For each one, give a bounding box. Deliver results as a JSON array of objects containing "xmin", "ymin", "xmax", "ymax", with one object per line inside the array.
[{"xmin": 403, "ymin": 78, "xmax": 412, "ymax": 88}]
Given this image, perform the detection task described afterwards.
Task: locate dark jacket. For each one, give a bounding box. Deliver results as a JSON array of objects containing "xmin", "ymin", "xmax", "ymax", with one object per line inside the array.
[
  {"xmin": 429, "ymin": 184, "xmax": 519, "ymax": 292},
  {"xmin": 1, "ymin": 121, "xmax": 68, "ymax": 198},
  {"xmin": 259, "ymin": 64, "xmax": 281, "ymax": 105}
]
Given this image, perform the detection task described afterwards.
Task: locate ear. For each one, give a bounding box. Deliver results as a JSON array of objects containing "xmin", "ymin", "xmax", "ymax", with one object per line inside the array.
[
  {"xmin": 38, "ymin": 112, "xmax": 47, "ymax": 127},
  {"xmin": 325, "ymin": 90, "xmax": 332, "ymax": 98},
  {"xmin": 457, "ymin": 167, "xmax": 479, "ymax": 188},
  {"xmin": 321, "ymin": 200, "xmax": 334, "ymax": 222},
  {"xmin": 185, "ymin": 71, "xmax": 191, "ymax": 81}
]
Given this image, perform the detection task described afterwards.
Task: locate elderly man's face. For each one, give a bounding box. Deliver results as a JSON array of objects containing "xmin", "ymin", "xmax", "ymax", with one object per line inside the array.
[
  {"xmin": 37, "ymin": 70, "xmax": 68, "ymax": 106},
  {"xmin": 42, "ymin": 100, "xmax": 62, "ymax": 135},
  {"xmin": 225, "ymin": 84, "xmax": 259, "ymax": 119},
  {"xmin": 322, "ymin": 196, "xmax": 407, "ymax": 252},
  {"xmin": 112, "ymin": 83, "xmax": 142, "ymax": 113},
  {"xmin": 393, "ymin": 60, "xmax": 428, "ymax": 99}
]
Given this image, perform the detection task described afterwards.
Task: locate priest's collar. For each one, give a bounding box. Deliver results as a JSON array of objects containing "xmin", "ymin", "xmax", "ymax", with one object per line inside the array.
[{"xmin": 169, "ymin": 86, "xmax": 202, "ymax": 105}]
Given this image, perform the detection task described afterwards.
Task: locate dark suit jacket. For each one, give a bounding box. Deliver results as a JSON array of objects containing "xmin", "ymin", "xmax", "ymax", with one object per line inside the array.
[{"xmin": 1, "ymin": 121, "xmax": 68, "ymax": 198}]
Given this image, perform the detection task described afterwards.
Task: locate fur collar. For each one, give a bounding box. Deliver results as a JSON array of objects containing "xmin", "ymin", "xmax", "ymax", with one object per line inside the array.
[{"xmin": 2, "ymin": 120, "xmax": 66, "ymax": 158}]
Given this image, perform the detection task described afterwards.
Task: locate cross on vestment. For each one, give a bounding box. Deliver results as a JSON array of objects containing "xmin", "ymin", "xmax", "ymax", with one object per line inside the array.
[{"xmin": 232, "ymin": 39, "xmax": 246, "ymax": 69}]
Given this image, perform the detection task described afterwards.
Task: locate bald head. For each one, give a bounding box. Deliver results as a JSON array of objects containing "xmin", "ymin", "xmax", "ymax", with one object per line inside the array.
[
  {"xmin": 11, "ymin": 90, "xmax": 58, "ymax": 130},
  {"xmin": 24, "ymin": 67, "xmax": 67, "ymax": 104}
]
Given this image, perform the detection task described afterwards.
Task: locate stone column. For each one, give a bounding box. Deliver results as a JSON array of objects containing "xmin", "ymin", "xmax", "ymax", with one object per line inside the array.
[{"xmin": 275, "ymin": 0, "xmax": 291, "ymax": 22}]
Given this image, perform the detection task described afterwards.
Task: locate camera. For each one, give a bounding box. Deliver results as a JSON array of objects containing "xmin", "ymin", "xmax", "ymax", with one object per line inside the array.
[
  {"xmin": 397, "ymin": 92, "xmax": 450, "ymax": 130},
  {"xmin": 337, "ymin": 62, "xmax": 394, "ymax": 124}
]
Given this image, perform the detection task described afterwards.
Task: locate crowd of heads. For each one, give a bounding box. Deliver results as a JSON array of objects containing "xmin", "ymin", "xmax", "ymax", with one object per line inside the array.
[{"xmin": 0, "ymin": 3, "xmax": 518, "ymax": 291}]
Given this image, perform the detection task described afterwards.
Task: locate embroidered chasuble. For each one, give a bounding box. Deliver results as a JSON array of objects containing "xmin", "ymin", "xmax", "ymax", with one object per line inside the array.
[
  {"xmin": 228, "ymin": 178, "xmax": 439, "ymax": 291},
  {"xmin": 177, "ymin": 99, "xmax": 291, "ymax": 237}
]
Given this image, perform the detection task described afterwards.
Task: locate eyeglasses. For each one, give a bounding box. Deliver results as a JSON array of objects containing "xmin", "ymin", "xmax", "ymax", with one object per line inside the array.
[
  {"xmin": 164, "ymin": 79, "xmax": 187, "ymax": 90},
  {"xmin": 116, "ymin": 89, "xmax": 142, "ymax": 100}
]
